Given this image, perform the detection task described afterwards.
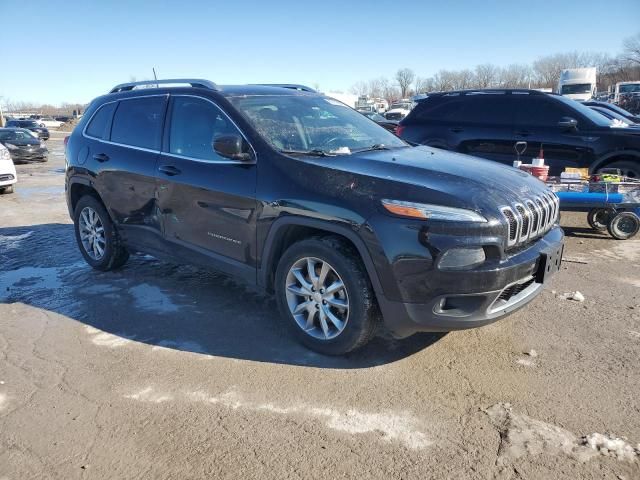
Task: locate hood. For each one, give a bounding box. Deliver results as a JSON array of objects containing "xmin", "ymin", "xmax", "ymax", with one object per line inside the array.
[{"xmin": 314, "ymin": 146, "xmax": 550, "ymax": 219}]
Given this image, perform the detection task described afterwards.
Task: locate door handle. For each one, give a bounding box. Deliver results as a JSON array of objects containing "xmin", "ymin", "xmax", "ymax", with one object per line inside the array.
[
  {"xmin": 515, "ymin": 130, "xmax": 531, "ymax": 137},
  {"xmin": 93, "ymin": 153, "xmax": 109, "ymax": 162},
  {"xmin": 158, "ymin": 165, "xmax": 181, "ymax": 176}
]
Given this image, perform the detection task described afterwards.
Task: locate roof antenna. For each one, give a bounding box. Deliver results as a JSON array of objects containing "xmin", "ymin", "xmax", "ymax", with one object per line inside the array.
[{"xmin": 152, "ymin": 68, "xmax": 159, "ymax": 88}]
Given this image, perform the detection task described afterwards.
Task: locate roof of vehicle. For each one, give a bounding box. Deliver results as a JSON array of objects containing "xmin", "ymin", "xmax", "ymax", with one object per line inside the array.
[{"xmin": 416, "ymin": 89, "xmax": 551, "ymax": 101}]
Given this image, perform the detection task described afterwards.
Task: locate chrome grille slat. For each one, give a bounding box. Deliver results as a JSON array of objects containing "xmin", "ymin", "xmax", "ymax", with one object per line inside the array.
[{"xmin": 501, "ymin": 190, "xmax": 559, "ymax": 249}]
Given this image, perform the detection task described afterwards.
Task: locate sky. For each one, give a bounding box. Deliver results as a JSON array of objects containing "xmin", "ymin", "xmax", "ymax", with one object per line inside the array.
[{"xmin": 0, "ymin": 0, "xmax": 638, "ymax": 106}]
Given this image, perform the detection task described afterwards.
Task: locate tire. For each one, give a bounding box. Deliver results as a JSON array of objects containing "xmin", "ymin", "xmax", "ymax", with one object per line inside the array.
[
  {"xmin": 607, "ymin": 212, "xmax": 640, "ymax": 240},
  {"xmin": 598, "ymin": 160, "xmax": 640, "ymax": 179},
  {"xmin": 587, "ymin": 208, "xmax": 613, "ymax": 231},
  {"xmin": 0, "ymin": 185, "xmax": 14, "ymax": 194},
  {"xmin": 73, "ymin": 195, "xmax": 129, "ymax": 271},
  {"xmin": 274, "ymin": 236, "xmax": 380, "ymax": 355}
]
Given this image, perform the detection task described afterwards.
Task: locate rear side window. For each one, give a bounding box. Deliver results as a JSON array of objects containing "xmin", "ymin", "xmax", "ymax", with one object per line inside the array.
[
  {"xmin": 110, "ymin": 97, "xmax": 165, "ymax": 149},
  {"xmin": 85, "ymin": 103, "xmax": 116, "ymax": 139},
  {"xmin": 411, "ymin": 95, "xmax": 513, "ymax": 125}
]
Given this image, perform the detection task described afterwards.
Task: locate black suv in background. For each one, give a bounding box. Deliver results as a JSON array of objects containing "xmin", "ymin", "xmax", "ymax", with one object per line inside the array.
[
  {"xmin": 5, "ymin": 119, "xmax": 50, "ymax": 140},
  {"xmin": 65, "ymin": 79, "xmax": 563, "ymax": 355},
  {"xmin": 398, "ymin": 90, "xmax": 640, "ymax": 178}
]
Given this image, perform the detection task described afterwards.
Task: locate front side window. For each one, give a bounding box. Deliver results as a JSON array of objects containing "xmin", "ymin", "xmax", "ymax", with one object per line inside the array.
[
  {"xmin": 168, "ymin": 96, "xmax": 242, "ymax": 161},
  {"xmin": 514, "ymin": 98, "xmax": 569, "ymax": 126},
  {"xmin": 85, "ymin": 102, "xmax": 116, "ymax": 139},
  {"xmin": 110, "ymin": 97, "xmax": 165, "ymax": 149},
  {"xmin": 231, "ymin": 95, "xmax": 406, "ymax": 154}
]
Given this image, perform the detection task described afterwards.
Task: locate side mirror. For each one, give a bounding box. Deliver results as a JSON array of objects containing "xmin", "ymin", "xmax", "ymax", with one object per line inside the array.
[
  {"xmin": 558, "ymin": 117, "xmax": 578, "ymax": 131},
  {"xmin": 213, "ymin": 134, "xmax": 253, "ymax": 161}
]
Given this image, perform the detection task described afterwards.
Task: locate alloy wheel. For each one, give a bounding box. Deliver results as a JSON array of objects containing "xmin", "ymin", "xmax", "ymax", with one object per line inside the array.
[
  {"xmin": 285, "ymin": 257, "xmax": 349, "ymax": 340},
  {"xmin": 79, "ymin": 206, "xmax": 106, "ymax": 260}
]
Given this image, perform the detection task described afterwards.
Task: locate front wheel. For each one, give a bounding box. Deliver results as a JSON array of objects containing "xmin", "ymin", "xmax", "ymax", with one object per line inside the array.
[
  {"xmin": 0, "ymin": 185, "xmax": 14, "ymax": 194},
  {"xmin": 275, "ymin": 236, "xmax": 379, "ymax": 355},
  {"xmin": 73, "ymin": 195, "xmax": 129, "ymax": 270},
  {"xmin": 587, "ymin": 208, "xmax": 613, "ymax": 232}
]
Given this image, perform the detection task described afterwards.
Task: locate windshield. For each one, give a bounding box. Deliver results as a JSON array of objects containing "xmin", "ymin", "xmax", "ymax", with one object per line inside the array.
[
  {"xmin": 560, "ymin": 84, "xmax": 591, "ymax": 95},
  {"xmin": 231, "ymin": 95, "xmax": 407, "ymax": 154},
  {"xmin": 19, "ymin": 121, "xmax": 40, "ymax": 128},
  {"xmin": 619, "ymin": 83, "xmax": 640, "ymax": 94},
  {"xmin": 0, "ymin": 129, "xmax": 37, "ymax": 141},
  {"xmin": 554, "ymin": 95, "xmax": 613, "ymax": 127}
]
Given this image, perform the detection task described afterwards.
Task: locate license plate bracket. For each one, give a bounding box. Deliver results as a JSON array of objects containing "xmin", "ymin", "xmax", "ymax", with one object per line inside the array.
[{"xmin": 535, "ymin": 244, "xmax": 564, "ymax": 284}]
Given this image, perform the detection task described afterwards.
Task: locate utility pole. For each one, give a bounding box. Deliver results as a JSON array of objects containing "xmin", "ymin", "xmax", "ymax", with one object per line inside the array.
[{"xmin": 0, "ymin": 96, "xmax": 4, "ymax": 127}]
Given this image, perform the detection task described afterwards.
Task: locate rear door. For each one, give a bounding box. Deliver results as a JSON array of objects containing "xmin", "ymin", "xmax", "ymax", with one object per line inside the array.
[
  {"xmin": 156, "ymin": 95, "xmax": 258, "ymax": 278},
  {"xmin": 89, "ymin": 95, "xmax": 167, "ymax": 244},
  {"xmin": 512, "ymin": 95, "xmax": 588, "ymax": 174}
]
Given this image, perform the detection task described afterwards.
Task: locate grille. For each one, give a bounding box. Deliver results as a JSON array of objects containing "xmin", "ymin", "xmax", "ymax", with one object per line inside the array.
[
  {"xmin": 501, "ymin": 192, "xmax": 559, "ymax": 248},
  {"xmin": 496, "ymin": 277, "xmax": 536, "ymax": 302}
]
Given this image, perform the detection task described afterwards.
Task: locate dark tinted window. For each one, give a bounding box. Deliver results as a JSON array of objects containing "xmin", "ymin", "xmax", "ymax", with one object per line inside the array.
[
  {"xmin": 168, "ymin": 96, "xmax": 242, "ymax": 161},
  {"xmin": 111, "ymin": 97, "xmax": 165, "ymax": 149},
  {"xmin": 85, "ymin": 102, "xmax": 116, "ymax": 139},
  {"xmin": 412, "ymin": 95, "xmax": 513, "ymax": 124},
  {"xmin": 514, "ymin": 97, "xmax": 569, "ymax": 126}
]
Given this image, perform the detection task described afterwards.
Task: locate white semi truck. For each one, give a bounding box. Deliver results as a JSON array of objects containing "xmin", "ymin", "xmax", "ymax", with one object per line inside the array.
[{"xmin": 557, "ymin": 68, "xmax": 597, "ymax": 101}]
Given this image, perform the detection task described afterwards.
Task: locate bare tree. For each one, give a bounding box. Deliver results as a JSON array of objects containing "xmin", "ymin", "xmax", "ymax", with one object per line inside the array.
[
  {"xmin": 395, "ymin": 68, "xmax": 415, "ymax": 98},
  {"xmin": 623, "ymin": 33, "xmax": 640, "ymax": 65},
  {"xmin": 499, "ymin": 64, "xmax": 532, "ymax": 88},
  {"xmin": 474, "ymin": 64, "xmax": 499, "ymax": 88},
  {"xmin": 349, "ymin": 81, "xmax": 368, "ymax": 96}
]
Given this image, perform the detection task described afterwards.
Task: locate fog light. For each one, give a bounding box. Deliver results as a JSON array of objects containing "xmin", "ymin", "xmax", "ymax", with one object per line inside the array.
[{"xmin": 439, "ymin": 247, "xmax": 486, "ymax": 271}]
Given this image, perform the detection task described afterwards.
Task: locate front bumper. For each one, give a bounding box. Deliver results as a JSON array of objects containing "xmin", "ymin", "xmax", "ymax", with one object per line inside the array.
[
  {"xmin": 377, "ymin": 227, "xmax": 564, "ymax": 338},
  {"xmin": 9, "ymin": 149, "xmax": 48, "ymax": 163}
]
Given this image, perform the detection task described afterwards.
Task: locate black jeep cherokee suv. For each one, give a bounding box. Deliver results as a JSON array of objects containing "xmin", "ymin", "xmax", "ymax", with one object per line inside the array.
[
  {"xmin": 65, "ymin": 79, "xmax": 564, "ymax": 355},
  {"xmin": 398, "ymin": 89, "xmax": 640, "ymax": 178}
]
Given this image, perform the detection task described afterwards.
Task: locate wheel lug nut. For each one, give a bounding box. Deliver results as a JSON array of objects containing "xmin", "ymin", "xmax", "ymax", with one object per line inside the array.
[
  {"xmin": 320, "ymin": 289, "xmax": 324, "ymax": 294},
  {"xmin": 322, "ymin": 300, "xmax": 327, "ymax": 305}
]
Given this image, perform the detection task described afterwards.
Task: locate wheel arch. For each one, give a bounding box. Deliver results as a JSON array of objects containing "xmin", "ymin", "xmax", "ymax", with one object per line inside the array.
[
  {"xmin": 67, "ymin": 177, "xmax": 107, "ymax": 217},
  {"xmin": 590, "ymin": 150, "xmax": 640, "ymax": 173},
  {"xmin": 259, "ymin": 217, "xmax": 383, "ymax": 296}
]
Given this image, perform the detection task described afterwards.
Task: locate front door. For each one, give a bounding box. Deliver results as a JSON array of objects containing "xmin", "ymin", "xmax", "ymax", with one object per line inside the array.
[
  {"xmin": 512, "ymin": 96, "xmax": 588, "ymax": 175},
  {"xmin": 156, "ymin": 95, "xmax": 258, "ymax": 275}
]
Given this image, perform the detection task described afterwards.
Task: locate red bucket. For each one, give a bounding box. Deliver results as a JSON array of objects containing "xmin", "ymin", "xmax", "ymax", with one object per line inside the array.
[{"xmin": 520, "ymin": 164, "xmax": 549, "ymax": 182}]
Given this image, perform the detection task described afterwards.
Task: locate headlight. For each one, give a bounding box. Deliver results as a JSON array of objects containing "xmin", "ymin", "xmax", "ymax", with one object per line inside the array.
[
  {"xmin": 4, "ymin": 143, "xmax": 18, "ymax": 150},
  {"xmin": 0, "ymin": 148, "xmax": 10, "ymax": 161},
  {"xmin": 381, "ymin": 199, "xmax": 487, "ymax": 222},
  {"xmin": 439, "ymin": 247, "xmax": 486, "ymax": 270}
]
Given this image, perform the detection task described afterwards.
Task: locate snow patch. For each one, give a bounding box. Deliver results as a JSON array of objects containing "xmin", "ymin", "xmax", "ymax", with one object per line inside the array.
[
  {"xmin": 0, "ymin": 231, "xmax": 33, "ymax": 250},
  {"xmin": 516, "ymin": 358, "xmax": 536, "ymax": 367},
  {"xmin": 560, "ymin": 291, "xmax": 585, "ymax": 302},
  {"xmin": 485, "ymin": 403, "xmax": 639, "ymax": 465},
  {"xmin": 130, "ymin": 387, "xmax": 430, "ymax": 449},
  {"xmin": 125, "ymin": 387, "xmax": 172, "ymax": 403},
  {"xmin": 129, "ymin": 284, "xmax": 180, "ymax": 313},
  {"xmin": 85, "ymin": 325, "xmax": 132, "ymax": 348}
]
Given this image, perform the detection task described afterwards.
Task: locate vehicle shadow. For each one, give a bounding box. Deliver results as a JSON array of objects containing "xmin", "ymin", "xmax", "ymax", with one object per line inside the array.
[
  {"xmin": 0, "ymin": 223, "xmax": 445, "ymax": 369},
  {"xmin": 561, "ymin": 225, "xmax": 611, "ymax": 240}
]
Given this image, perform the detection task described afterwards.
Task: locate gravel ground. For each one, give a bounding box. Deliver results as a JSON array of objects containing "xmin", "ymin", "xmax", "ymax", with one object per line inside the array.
[{"xmin": 1, "ymin": 133, "xmax": 639, "ymax": 479}]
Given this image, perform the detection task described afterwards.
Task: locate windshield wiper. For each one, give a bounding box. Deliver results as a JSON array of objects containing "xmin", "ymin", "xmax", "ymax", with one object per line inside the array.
[
  {"xmin": 352, "ymin": 144, "xmax": 391, "ymax": 153},
  {"xmin": 280, "ymin": 148, "xmax": 337, "ymax": 157}
]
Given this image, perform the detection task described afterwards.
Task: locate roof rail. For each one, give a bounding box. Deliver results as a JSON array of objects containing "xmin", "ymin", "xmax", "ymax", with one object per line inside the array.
[
  {"xmin": 431, "ymin": 88, "xmax": 546, "ymax": 97},
  {"xmin": 109, "ymin": 79, "xmax": 219, "ymax": 94},
  {"xmin": 255, "ymin": 84, "xmax": 317, "ymax": 92}
]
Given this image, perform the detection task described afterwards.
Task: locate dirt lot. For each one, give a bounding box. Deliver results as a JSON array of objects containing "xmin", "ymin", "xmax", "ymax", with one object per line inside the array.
[{"xmin": 1, "ymin": 133, "xmax": 639, "ymax": 479}]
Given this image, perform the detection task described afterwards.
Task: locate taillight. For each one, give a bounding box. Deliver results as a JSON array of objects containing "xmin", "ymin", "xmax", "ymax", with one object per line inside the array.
[
  {"xmin": 395, "ymin": 125, "xmax": 405, "ymax": 137},
  {"xmin": 64, "ymin": 136, "xmax": 70, "ymax": 148}
]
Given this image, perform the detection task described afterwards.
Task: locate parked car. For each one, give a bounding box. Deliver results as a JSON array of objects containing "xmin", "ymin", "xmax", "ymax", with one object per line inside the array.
[
  {"xmin": 5, "ymin": 120, "xmax": 50, "ymax": 140},
  {"xmin": 360, "ymin": 111, "xmax": 399, "ymax": 133},
  {"xmin": 0, "ymin": 128, "xmax": 48, "ymax": 163},
  {"xmin": 37, "ymin": 116, "xmax": 64, "ymax": 128},
  {"xmin": 384, "ymin": 101, "xmax": 413, "ymax": 121},
  {"xmin": 588, "ymin": 106, "xmax": 639, "ymax": 126},
  {"xmin": 398, "ymin": 89, "xmax": 640, "ymax": 178},
  {"xmin": 0, "ymin": 142, "xmax": 17, "ymax": 194},
  {"xmin": 65, "ymin": 79, "xmax": 563, "ymax": 355},
  {"xmin": 55, "ymin": 116, "xmax": 72, "ymax": 123},
  {"xmin": 582, "ymin": 100, "xmax": 640, "ymax": 124}
]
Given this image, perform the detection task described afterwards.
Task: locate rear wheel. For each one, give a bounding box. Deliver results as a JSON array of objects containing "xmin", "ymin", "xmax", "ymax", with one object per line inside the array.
[
  {"xmin": 607, "ymin": 212, "xmax": 640, "ymax": 240},
  {"xmin": 74, "ymin": 195, "xmax": 129, "ymax": 270},
  {"xmin": 0, "ymin": 185, "xmax": 14, "ymax": 194},
  {"xmin": 275, "ymin": 236, "xmax": 379, "ymax": 355},
  {"xmin": 587, "ymin": 208, "xmax": 613, "ymax": 231},
  {"xmin": 598, "ymin": 160, "xmax": 639, "ymax": 179}
]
